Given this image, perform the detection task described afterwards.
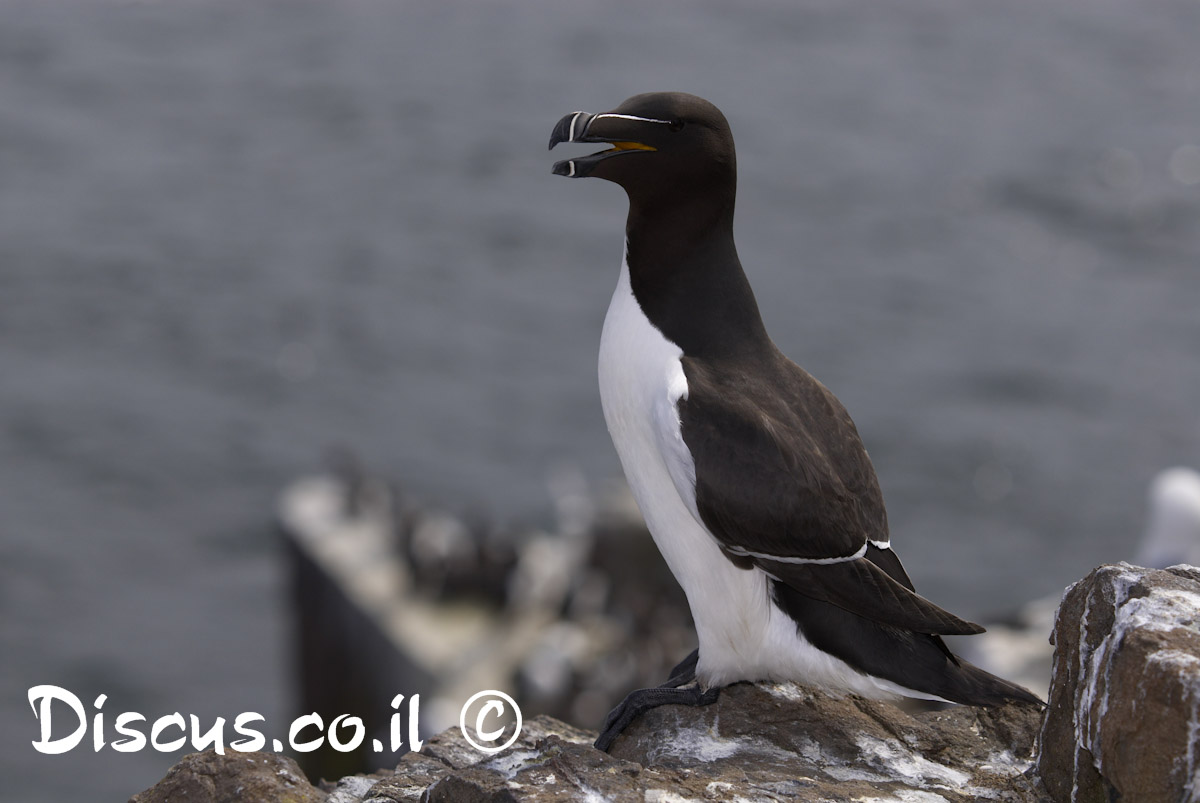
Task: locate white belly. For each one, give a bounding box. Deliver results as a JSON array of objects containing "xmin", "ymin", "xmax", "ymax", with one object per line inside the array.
[{"xmin": 597, "ymin": 254, "xmax": 934, "ymax": 698}]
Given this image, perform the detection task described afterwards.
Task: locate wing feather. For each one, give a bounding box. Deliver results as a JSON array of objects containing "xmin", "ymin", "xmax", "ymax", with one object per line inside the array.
[{"xmin": 671, "ymin": 353, "xmax": 983, "ymax": 636}]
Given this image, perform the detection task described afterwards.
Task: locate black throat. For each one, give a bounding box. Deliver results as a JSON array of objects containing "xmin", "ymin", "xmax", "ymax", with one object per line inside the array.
[{"xmin": 624, "ymin": 193, "xmax": 771, "ymax": 362}]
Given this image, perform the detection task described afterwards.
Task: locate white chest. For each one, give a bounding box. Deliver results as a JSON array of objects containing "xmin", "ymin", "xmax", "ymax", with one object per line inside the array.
[
  {"xmin": 596, "ymin": 257, "xmax": 775, "ymax": 684},
  {"xmin": 596, "ymin": 257, "xmax": 697, "ymax": 562}
]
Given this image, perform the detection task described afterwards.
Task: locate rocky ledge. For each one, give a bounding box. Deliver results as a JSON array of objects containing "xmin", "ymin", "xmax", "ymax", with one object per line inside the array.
[
  {"xmin": 132, "ymin": 685, "xmax": 1044, "ymax": 803},
  {"xmin": 132, "ymin": 563, "xmax": 1200, "ymax": 802}
]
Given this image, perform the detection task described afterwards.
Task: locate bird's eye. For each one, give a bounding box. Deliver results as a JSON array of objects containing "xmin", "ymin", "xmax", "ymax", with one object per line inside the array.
[{"xmin": 668, "ymin": 119, "xmax": 685, "ymax": 132}]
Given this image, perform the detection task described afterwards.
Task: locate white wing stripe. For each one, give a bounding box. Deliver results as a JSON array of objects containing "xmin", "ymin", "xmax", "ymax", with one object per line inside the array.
[{"xmin": 726, "ymin": 542, "xmax": 868, "ymax": 565}]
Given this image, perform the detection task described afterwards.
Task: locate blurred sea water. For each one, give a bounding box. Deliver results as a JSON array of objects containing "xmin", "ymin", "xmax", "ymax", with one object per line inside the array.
[{"xmin": 1, "ymin": 0, "xmax": 1198, "ymax": 798}]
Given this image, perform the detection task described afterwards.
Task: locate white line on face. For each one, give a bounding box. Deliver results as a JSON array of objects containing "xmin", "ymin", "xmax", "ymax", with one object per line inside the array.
[{"xmin": 590, "ymin": 113, "xmax": 673, "ymax": 126}]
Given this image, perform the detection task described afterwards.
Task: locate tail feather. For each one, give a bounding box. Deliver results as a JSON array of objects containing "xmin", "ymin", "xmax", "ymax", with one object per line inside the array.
[
  {"xmin": 946, "ymin": 657, "xmax": 1044, "ymax": 707},
  {"xmin": 771, "ymin": 580, "xmax": 1043, "ymax": 707},
  {"xmin": 763, "ymin": 556, "xmax": 986, "ymax": 637}
]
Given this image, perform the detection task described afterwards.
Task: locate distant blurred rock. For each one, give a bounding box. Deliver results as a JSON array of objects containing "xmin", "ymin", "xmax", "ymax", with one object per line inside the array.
[
  {"xmin": 1038, "ymin": 562, "xmax": 1200, "ymax": 802},
  {"xmin": 281, "ymin": 471, "xmax": 694, "ymax": 779}
]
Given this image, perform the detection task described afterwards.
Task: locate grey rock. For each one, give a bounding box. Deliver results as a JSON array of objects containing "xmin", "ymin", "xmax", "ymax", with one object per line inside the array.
[
  {"xmin": 364, "ymin": 753, "xmax": 466, "ymax": 802},
  {"xmin": 131, "ymin": 689, "xmax": 1045, "ymax": 802},
  {"xmin": 608, "ymin": 681, "xmax": 1046, "ymax": 802},
  {"xmin": 325, "ymin": 776, "xmax": 380, "ymax": 803},
  {"xmin": 129, "ymin": 750, "xmax": 326, "ymax": 803},
  {"xmin": 370, "ymin": 688, "xmax": 1043, "ymax": 802},
  {"xmin": 1038, "ymin": 562, "xmax": 1200, "ymax": 802}
]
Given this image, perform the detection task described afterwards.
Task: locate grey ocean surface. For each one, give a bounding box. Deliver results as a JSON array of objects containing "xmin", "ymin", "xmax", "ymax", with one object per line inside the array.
[{"xmin": 2, "ymin": 0, "xmax": 1198, "ymax": 798}]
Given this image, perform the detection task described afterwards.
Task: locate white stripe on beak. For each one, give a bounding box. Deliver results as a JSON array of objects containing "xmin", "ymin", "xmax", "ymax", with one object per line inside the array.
[{"xmin": 568, "ymin": 111, "xmax": 585, "ymax": 142}]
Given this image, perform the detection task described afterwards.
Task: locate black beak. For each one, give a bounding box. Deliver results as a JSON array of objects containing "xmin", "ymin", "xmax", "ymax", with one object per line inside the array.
[
  {"xmin": 548, "ymin": 110, "xmax": 655, "ymax": 178},
  {"xmin": 548, "ymin": 111, "xmax": 596, "ymax": 150},
  {"xmin": 549, "ymin": 111, "xmax": 599, "ymax": 177}
]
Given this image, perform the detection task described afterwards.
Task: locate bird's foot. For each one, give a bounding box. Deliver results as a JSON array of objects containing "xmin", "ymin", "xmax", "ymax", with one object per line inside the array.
[
  {"xmin": 594, "ymin": 650, "xmax": 720, "ymax": 752},
  {"xmin": 662, "ymin": 648, "xmax": 699, "ymax": 687}
]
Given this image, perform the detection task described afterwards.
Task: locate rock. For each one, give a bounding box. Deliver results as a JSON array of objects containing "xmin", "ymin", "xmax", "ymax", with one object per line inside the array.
[
  {"xmin": 132, "ymin": 686, "xmax": 1045, "ymax": 802},
  {"xmin": 129, "ymin": 750, "xmax": 326, "ymax": 803},
  {"xmin": 608, "ymin": 682, "xmax": 1047, "ymax": 802},
  {"xmin": 325, "ymin": 775, "xmax": 383, "ymax": 803},
  {"xmin": 370, "ymin": 688, "xmax": 1042, "ymax": 802},
  {"xmin": 1038, "ymin": 562, "xmax": 1200, "ymax": 802},
  {"xmin": 369, "ymin": 687, "xmax": 1045, "ymax": 802}
]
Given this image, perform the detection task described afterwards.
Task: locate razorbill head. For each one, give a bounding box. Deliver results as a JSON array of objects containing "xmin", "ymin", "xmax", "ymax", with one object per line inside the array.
[{"xmin": 550, "ymin": 92, "xmax": 1041, "ymax": 751}]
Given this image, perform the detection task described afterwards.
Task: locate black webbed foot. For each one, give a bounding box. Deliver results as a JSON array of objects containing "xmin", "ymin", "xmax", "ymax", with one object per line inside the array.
[
  {"xmin": 662, "ymin": 647, "xmax": 699, "ymax": 687},
  {"xmin": 594, "ymin": 649, "xmax": 721, "ymax": 752}
]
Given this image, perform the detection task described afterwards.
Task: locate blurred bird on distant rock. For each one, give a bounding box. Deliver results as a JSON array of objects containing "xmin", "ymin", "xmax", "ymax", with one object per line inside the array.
[{"xmin": 1137, "ymin": 467, "xmax": 1200, "ymax": 570}]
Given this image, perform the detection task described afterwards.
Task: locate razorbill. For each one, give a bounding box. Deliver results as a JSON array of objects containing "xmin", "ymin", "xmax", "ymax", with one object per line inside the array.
[{"xmin": 548, "ymin": 92, "xmax": 1041, "ymax": 751}]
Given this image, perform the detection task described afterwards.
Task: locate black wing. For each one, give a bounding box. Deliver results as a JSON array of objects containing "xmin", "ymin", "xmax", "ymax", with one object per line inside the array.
[{"xmin": 677, "ymin": 353, "xmax": 982, "ymax": 637}]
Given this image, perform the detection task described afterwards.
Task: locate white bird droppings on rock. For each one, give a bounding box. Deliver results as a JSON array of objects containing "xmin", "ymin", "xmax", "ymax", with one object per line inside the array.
[{"xmin": 855, "ymin": 734, "xmax": 971, "ymax": 789}]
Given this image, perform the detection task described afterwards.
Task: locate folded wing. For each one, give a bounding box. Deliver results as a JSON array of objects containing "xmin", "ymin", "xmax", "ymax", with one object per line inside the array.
[{"xmin": 670, "ymin": 354, "xmax": 983, "ymax": 637}]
